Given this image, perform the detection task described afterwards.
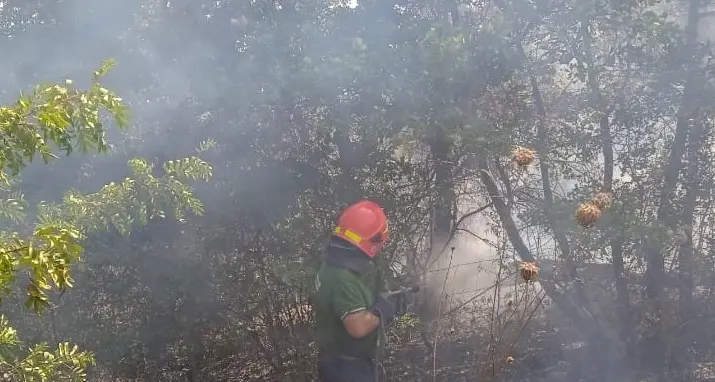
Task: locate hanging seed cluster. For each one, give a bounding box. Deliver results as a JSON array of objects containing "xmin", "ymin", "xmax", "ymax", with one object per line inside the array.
[
  {"xmin": 591, "ymin": 191, "xmax": 614, "ymax": 210},
  {"xmin": 519, "ymin": 261, "xmax": 540, "ymax": 282},
  {"xmin": 512, "ymin": 146, "xmax": 536, "ymax": 167},
  {"xmin": 575, "ymin": 191, "xmax": 614, "ymax": 227}
]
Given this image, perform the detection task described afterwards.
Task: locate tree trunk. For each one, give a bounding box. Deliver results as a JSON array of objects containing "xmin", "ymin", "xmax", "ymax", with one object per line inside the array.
[
  {"xmin": 679, "ymin": 116, "xmax": 704, "ymax": 323},
  {"xmin": 579, "ymin": 14, "xmax": 636, "ymax": 361},
  {"xmin": 477, "ymin": 154, "xmax": 612, "ymax": 348},
  {"xmin": 671, "ymin": 116, "xmax": 705, "ymax": 378},
  {"xmin": 333, "ymin": 117, "xmax": 368, "ymax": 203},
  {"xmin": 429, "ymin": 128, "xmax": 456, "ymax": 264},
  {"xmin": 643, "ymin": 0, "xmax": 701, "ymax": 376},
  {"xmin": 429, "ymin": 0, "xmax": 460, "ymax": 250}
]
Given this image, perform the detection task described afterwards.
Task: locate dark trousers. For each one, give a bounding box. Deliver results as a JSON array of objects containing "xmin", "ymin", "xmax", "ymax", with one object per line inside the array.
[{"xmin": 317, "ymin": 355, "xmax": 376, "ymax": 382}]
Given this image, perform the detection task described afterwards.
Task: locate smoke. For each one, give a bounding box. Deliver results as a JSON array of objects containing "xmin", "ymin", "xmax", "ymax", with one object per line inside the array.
[
  {"xmin": 4, "ymin": 0, "xmax": 714, "ymax": 380},
  {"xmin": 426, "ymin": 227, "xmax": 501, "ymax": 298},
  {"xmin": 0, "ymin": 0, "xmax": 253, "ymax": 369}
]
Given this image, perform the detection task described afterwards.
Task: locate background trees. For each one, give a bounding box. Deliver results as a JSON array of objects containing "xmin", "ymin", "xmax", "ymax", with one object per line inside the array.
[{"xmin": 2, "ymin": 0, "xmax": 715, "ymax": 381}]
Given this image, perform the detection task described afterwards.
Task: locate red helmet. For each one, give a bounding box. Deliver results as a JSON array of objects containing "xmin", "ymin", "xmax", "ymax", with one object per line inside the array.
[{"xmin": 333, "ymin": 200, "xmax": 389, "ymax": 258}]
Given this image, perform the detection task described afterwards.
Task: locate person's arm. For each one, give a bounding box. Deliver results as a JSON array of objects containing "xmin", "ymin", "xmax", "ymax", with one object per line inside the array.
[
  {"xmin": 332, "ymin": 276, "xmax": 394, "ymax": 339},
  {"xmin": 342, "ymin": 310, "xmax": 381, "ymax": 339},
  {"xmin": 336, "ymin": 291, "xmax": 397, "ymax": 339}
]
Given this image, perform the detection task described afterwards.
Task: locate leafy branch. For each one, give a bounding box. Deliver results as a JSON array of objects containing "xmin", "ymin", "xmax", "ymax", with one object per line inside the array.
[
  {"xmin": 0, "ymin": 61, "xmax": 213, "ymax": 381},
  {"xmin": 0, "ymin": 315, "xmax": 94, "ymax": 382},
  {"xmin": 0, "ymin": 59, "xmax": 128, "ymax": 184}
]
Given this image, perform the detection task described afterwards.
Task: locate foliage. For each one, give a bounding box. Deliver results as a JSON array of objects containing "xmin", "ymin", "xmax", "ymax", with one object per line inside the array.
[
  {"xmin": 0, "ymin": 59, "xmax": 128, "ymax": 183},
  {"xmin": 0, "ymin": 62, "xmax": 212, "ymax": 381},
  {"xmin": 3, "ymin": 0, "xmax": 715, "ymax": 381},
  {"xmin": 0, "ymin": 315, "xmax": 94, "ymax": 382}
]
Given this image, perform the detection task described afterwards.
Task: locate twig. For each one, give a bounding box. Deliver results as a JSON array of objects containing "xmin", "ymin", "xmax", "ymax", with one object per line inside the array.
[
  {"xmin": 432, "ymin": 246, "xmax": 455, "ymax": 382},
  {"xmin": 428, "ymin": 258, "xmax": 495, "ymax": 273},
  {"xmin": 505, "ymin": 289, "xmax": 549, "ymax": 353},
  {"xmin": 428, "ymin": 203, "xmax": 493, "ymax": 270},
  {"xmin": 444, "ymin": 270, "xmax": 518, "ymax": 316},
  {"xmin": 488, "ymin": 244, "xmax": 503, "ymax": 376},
  {"xmin": 1, "ymin": 245, "xmax": 28, "ymax": 255}
]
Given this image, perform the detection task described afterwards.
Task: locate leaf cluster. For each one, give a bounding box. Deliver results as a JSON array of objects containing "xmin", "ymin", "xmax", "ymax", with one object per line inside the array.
[
  {"xmin": 0, "ymin": 62, "xmax": 213, "ymax": 381},
  {"xmin": 0, "ymin": 59, "xmax": 128, "ymax": 184},
  {"xmin": 0, "ymin": 315, "xmax": 94, "ymax": 382}
]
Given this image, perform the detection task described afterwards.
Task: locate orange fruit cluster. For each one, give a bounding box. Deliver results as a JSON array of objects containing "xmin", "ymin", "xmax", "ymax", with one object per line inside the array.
[
  {"xmin": 575, "ymin": 192, "xmax": 614, "ymax": 227},
  {"xmin": 519, "ymin": 261, "xmax": 539, "ymax": 282},
  {"xmin": 512, "ymin": 146, "xmax": 536, "ymax": 166}
]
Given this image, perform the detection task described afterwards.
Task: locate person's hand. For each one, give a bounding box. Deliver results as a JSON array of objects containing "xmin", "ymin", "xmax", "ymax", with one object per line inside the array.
[{"xmin": 370, "ymin": 295, "xmax": 397, "ymax": 326}]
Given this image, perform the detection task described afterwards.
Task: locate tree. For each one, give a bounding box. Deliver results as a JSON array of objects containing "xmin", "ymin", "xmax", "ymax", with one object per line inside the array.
[
  {"xmin": 0, "ymin": 61, "xmax": 212, "ymax": 381},
  {"xmin": 5, "ymin": 0, "xmax": 715, "ymax": 381}
]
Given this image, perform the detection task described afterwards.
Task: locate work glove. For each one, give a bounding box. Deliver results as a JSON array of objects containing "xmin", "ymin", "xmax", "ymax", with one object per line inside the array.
[{"xmin": 370, "ymin": 295, "xmax": 398, "ymax": 326}]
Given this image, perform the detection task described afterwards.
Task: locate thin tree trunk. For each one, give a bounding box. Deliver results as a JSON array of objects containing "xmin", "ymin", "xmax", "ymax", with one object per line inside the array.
[
  {"xmin": 333, "ymin": 119, "xmax": 367, "ymax": 202},
  {"xmin": 643, "ymin": 0, "xmax": 701, "ymax": 376},
  {"xmin": 528, "ymin": 72, "xmax": 578, "ymax": 279},
  {"xmin": 671, "ymin": 117, "xmax": 705, "ymax": 378},
  {"xmin": 430, "ymin": 130, "xmax": 455, "ymax": 240},
  {"xmin": 579, "ymin": 13, "xmax": 636, "ymax": 361},
  {"xmin": 430, "ymin": 0, "xmax": 461, "ymax": 248},
  {"xmin": 678, "ymin": 119, "xmax": 703, "ymax": 325},
  {"xmin": 527, "ymin": 70, "xmax": 598, "ymax": 321},
  {"xmin": 528, "ymin": 64, "xmax": 620, "ymax": 375}
]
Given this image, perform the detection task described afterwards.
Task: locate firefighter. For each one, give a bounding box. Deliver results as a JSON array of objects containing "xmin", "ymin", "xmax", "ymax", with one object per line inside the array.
[{"xmin": 312, "ymin": 200, "xmax": 401, "ymax": 382}]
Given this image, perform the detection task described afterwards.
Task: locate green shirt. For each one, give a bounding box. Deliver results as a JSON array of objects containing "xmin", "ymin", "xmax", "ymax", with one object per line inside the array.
[{"xmin": 312, "ymin": 262, "xmax": 378, "ymax": 359}]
